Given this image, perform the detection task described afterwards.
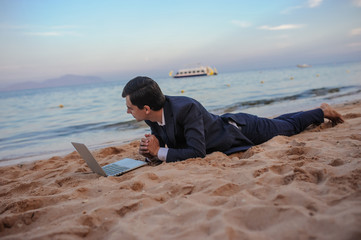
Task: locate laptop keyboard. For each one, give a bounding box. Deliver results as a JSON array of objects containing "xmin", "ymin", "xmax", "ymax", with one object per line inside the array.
[{"xmin": 102, "ymin": 164, "xmax": 129, "ymax": 176}]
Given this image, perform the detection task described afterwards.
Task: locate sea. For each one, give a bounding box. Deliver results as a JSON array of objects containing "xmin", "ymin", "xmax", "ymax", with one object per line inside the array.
[{"xmin": 1, "ymin": 61, "xmax": 361, "ymax": 166}]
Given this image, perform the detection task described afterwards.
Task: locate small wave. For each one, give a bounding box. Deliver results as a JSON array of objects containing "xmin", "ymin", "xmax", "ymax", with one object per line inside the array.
[
  {"xmin": 0, "ymin": 119, "xmax": 146, "ymax": 151},
  {"xmin": 325, "ymin": 88, "xmax": 361, "ymax": 100},
  {"xmin": 99, "ymin": 120, "xmax": 144, "ymax": 130},
  {"xmin": 217, "ymin": 86, "xmax": 358, "ymax": 113}
]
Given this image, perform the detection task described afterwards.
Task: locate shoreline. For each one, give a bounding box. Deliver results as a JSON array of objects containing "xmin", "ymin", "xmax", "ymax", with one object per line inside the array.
[{"xmin": 1, "ymin": 100, "xmax": 360, "ymax": 239}]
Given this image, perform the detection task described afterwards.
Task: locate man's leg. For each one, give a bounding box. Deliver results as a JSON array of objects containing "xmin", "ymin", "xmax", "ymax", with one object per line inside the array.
[
  {"xmin": 274, "ymin": 103, "xmax": 344, "ymax": 125},
  {"xmin": 241, "ymin": 103, "xmax": 343, "ymax": 145},
  {"xmin": 251, "ymin": 109, "xmax": 324, "ymax": 144}
]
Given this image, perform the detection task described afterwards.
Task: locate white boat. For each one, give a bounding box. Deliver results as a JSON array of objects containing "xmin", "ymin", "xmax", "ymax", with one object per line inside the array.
[
  {"xmin": 297, "ymin": 64, "xmax": 312, "ymax": 68},
  {"xmin": 170, "ymin": 66, "xmax": 218, "ymax": 78}
]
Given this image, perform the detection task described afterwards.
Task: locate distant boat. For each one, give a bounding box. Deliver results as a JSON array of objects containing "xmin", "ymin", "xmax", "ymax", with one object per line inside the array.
[
  {"xmin": 297, "ymin": 64, "xmax": 312, "ymax": 68},
  {"xmin": 170, "ymin": 65, "xmax": 218, "ymax": 78}
]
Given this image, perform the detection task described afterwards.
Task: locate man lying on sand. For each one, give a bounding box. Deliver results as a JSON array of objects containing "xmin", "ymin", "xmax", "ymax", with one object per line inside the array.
[{"xmin": 122, "ymin": 76, "xmax": 344, "ymax": 163}]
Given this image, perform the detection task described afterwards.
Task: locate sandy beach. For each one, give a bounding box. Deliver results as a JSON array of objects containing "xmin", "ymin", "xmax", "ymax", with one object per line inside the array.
[{"xmin": 1, "ymin": 100, "xmax": 360, "ymax": 240}]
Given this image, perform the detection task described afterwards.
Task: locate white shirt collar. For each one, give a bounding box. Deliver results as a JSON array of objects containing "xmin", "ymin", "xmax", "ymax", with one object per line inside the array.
[{"xmin": 157, "ymin": 108, "xmax": 165, "ymax": 126}]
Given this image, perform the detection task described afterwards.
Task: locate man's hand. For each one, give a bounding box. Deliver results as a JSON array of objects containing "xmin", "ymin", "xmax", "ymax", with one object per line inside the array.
[
  {"xmin": 139, "ymin": 134, "xmax": 152, "ymax": 158},
  {"xmin": 145, "ymin": 134, "xmax": 160, "ymax": 156},
  {"xmin": 139, "ymin": 134, "xmax": 160, "ymax": 158}
]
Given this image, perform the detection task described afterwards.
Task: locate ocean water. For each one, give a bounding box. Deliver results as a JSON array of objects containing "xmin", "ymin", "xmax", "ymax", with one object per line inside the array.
[{"xmin": 1, "ymin": 62, "xmax": 361, "ymax": 166}]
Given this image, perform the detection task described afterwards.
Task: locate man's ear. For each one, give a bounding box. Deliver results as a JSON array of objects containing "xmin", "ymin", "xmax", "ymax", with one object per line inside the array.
[{"xmin": 144, "ymin": 105, "xmax": 151, "ymax": 114}]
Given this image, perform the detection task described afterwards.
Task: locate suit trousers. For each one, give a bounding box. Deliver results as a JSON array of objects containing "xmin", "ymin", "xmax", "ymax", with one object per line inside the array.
[{"xmin": 239, "ymin": 108, "xmax": 324, "ymax": 145}]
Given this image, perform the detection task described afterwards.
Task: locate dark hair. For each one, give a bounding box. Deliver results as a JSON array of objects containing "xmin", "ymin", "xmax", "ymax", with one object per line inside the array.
[{"xmin": 122, "ymin": 76, "xmax": 165, "ymax": 111}]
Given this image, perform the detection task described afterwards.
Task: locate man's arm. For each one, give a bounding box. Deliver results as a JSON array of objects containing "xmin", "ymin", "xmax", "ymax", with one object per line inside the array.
[
  {"xmin": 167, "ymin": 106, "xmax": 207, "ymax": 161},
  {"xmin": 147, "ymin": 103, "xmax": 208, "ymax": 162}
]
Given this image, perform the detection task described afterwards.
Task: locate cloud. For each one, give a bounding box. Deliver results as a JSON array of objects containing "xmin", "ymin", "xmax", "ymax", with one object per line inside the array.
[
  {"xmin": 351, "ymin": 28, "xmax": 361, "ymax": 36},
  {"xmin": 25, "ymin": 31, "xmax": 82, "ymax": 37},
  {"xmin": 308, "ymin": 0, "xmax": 323, "ymax": 8},
  {"xmin": 259, "ymin": 24, "xmax": 305, "ymax": 31},
  {"xmin": 282, "ymin": 0, "xmax": 323, "ymax": 14},
  {"xmin": 51, "ymin": 25, "xmax": 80, "ymax": 29},
  {"xmin": 267, "ymin": 34, "xmax": 290, "ymax": 40},
  {"xmin": 231, "ymin": 20, "xmax": 252, "ymax": 28},
  {"xmin": 348, "ymin": 42, "xmax": 361, "ymax": 47},
  {"xmin": 0, "ymin": 24, "xmax": 80, "ymax": 30},
  {"xmin": 0, "ymin": 24, "xmax": 29, "ymax": 30},
  {"xmin": 1, "ymin": 24, "xmax": 82, "ymax": 37},
  {"xmin": 353, "ymin": 0, "xmax": 361, "ymax": 7},
  {"xmin": 0, "ymin": 65, "xmax": 21, "ymax": 71},
  {"xmin": 26, "ymin": 32, "xmax": 63, "ymax": 36},
  {"xmin": 281, "ymin": 6, "xmax": 303, "ymax": 14}
]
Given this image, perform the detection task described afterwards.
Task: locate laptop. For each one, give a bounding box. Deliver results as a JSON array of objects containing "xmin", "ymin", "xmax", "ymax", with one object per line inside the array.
[{"xmin": 71, "ymin": 142, "xmax": 147, "ymax": 177}]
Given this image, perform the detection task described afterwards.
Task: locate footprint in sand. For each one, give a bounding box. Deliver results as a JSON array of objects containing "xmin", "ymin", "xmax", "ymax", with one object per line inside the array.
[
  {"xmin": 329, "ymin": 158, "xmax": 344, "ymax": 167},
  {"xmin": 284, "ymin": 167, "xmax": 325, "ymax": 185},
  {"xmin": 350, "ymin": 134, "xmax": 361, "ymax": 141},
  {"xmin": 343, "ymin": 113, "xmax": 361, "ymax": 119},
  {"xmin": 146, "ymin": 172, "xmax": 160, "ymax": 181},
  {"xmin": 224, "ymin": 206, "xmax": 304, "ymax": 231},
  {"xmin": 0, "ymin": 210, "xmax": 40, "ymax": 230},
  {"xmin": 328, "ymin": 169, "xmax": 361, "ymax": 191},
  {"xmin": 253, "ymin": 167, "xmax": 269, "ymax": 178},
  {"xmin": 270, "ymin": 164, "xmax": 293, "ymax": 175},
  {"xmin": 80, "ymin": 213, "xmax": 103, "ymax": 228},
  {"xmin": 283, "ymin": 174, "xmax": 295, "ymax": 185},
  {"xmin": 272, "ymin": 193, "xmax": 319, "ymax": 216},
  {"xmin": 130, "ymin": 181, "xmax": 145, "ymax": 191},
  {"xmin": 116, "ymin": 202, "xmax": 140, "ymax": 217},
  {"xmin": 2, "ymin": 198, "xmax": 43, "ymax": 214},
  {"xmin": 212, "ymin": 183, "xmax": 241, "ymax": 197},
  {"xmin": 287, "ymin": 146, "xmax": 307, "ymax": 155},
  {"xmin": 168, "ymin": 184, "xmax": 194, "ymax": 196},
  {"xmin": 55, "ymin": 176, "xmax": 79, "ymax": 187}
]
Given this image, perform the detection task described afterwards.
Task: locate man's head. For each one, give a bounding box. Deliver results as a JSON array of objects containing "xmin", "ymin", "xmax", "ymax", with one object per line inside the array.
[{"xmin": 122, "ymin": 76, "xmax": 165, "ymax": 121}]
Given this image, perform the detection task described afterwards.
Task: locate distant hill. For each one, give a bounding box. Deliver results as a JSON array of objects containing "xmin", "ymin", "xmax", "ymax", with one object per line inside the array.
[{"xmin": 1, "ymin": 74, "xmax": 104, "ymax": 91}]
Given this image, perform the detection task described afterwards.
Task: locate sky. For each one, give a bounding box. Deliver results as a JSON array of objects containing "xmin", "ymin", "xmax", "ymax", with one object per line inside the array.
[{"xmin": 0, "ymin": 0, "xmax": 361, "ymax": 84}]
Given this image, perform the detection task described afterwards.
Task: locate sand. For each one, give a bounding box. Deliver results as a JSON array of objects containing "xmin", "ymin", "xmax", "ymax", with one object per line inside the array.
[{"xmin": 1, "ymin": 101, "xmax": 361, "ymax": 240}]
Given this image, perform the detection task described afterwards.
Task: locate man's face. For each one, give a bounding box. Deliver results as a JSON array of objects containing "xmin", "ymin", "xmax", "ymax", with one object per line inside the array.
[{"xmin": 125, "ymin": 96, "xmax": 147, "ymax": 121}]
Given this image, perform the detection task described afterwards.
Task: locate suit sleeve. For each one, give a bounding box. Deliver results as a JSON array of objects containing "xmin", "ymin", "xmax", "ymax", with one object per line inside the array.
[{"xmin": 166, "ymin": 103, "xmax": 207, "ymax": 162}]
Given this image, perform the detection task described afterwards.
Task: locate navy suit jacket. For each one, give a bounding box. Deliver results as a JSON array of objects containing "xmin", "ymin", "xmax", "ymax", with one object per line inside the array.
[{"xmin": 145, "ymin": 96, "xmax": 255, "ymax": 162}]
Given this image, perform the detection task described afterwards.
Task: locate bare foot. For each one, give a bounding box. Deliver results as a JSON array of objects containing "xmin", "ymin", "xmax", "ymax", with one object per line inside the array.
[{"xmin": 320, "ymin": 103, "xmax": 344, "ymax": 125}]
